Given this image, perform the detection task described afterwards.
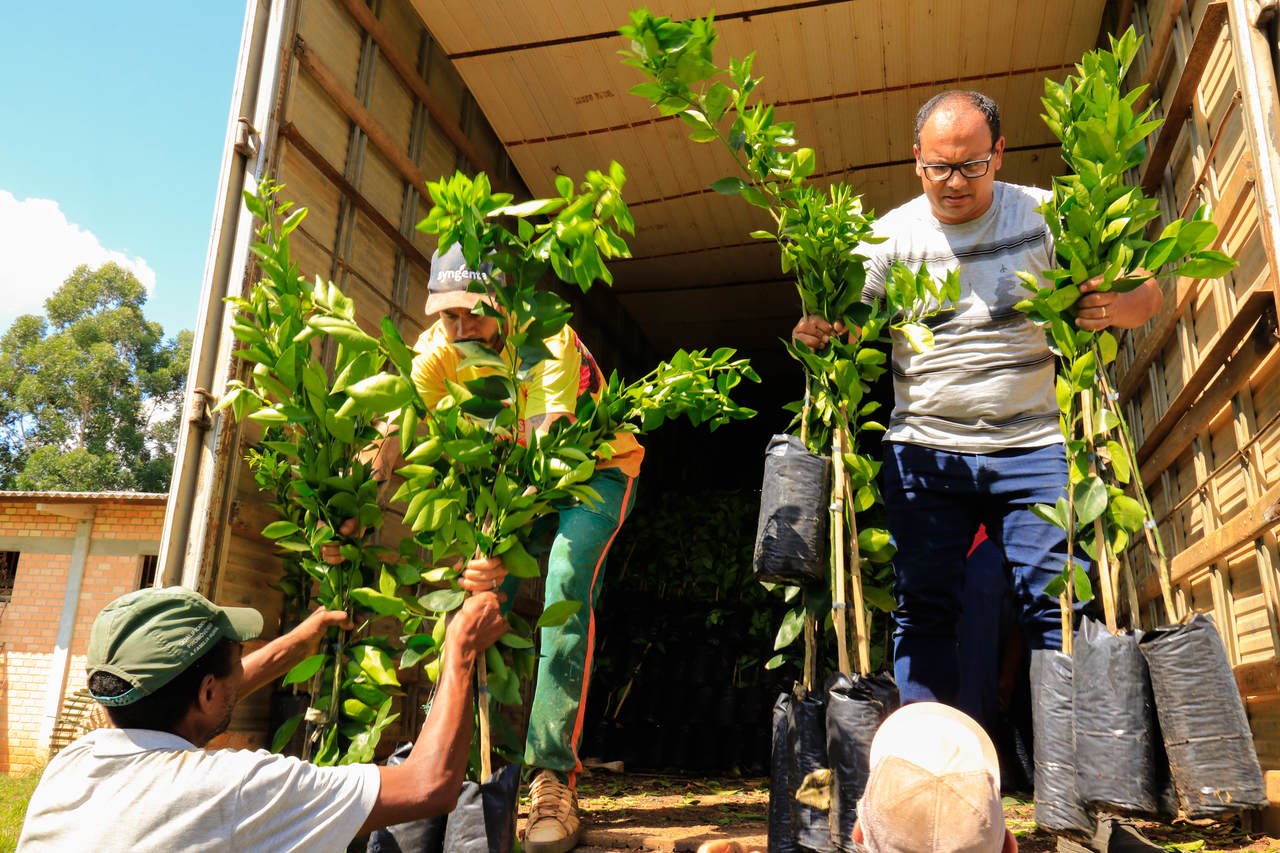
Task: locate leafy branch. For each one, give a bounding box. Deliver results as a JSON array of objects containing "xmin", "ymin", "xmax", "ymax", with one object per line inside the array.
[{"xmin": 1018, "ymin": 30, "xmax": 1238, "ymax": 630}]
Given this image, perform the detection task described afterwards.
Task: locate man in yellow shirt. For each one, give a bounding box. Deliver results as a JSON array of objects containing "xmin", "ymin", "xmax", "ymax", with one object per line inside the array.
[{"xmin": 410, "ymin": 244, "xmax": 642, "ymax": 853}]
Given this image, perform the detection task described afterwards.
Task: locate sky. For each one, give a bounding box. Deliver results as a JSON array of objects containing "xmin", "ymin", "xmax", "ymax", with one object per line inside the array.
[{"xmin": 0, "ymin": 2, "xmax": 247, "ymax": 339}]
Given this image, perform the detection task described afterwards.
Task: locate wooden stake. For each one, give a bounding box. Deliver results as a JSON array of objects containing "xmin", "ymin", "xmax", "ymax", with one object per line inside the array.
[
  {"xmin": 831, "ymin": 431, "xmax": 851, "ymax": 677},
  {"xmin": 1081, "ymin": 390, "xmax": 1119, "ymax": 633},
  {"xmin": 1119, "ymin": 550, "xmax": 1143, "ymax": 630},
  {"xmin": 803, "ymin": 591, "xmax": 818, "ymax": 693},
  {"xmin": 1094, "ymin": 361, "xmax": 1178, "ymax": 624},
  {"xmin": 478, "ymin": 658, "xmax": 492, "ymax": 780},
  {"xmin": 837, "ymin": 426, "xmax": 872, "ymax": 675}
]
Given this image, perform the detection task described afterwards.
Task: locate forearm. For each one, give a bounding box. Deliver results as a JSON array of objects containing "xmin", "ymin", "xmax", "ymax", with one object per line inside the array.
[
  {"xmin": 405, "ymin": 643, "xmax": 477, "ymax": 804},
  {"xmin": 239, "ymin": 629, "xmax": 322, "ymax": 697},
  {"xmin": 361, "ymin": 642, "xmax": 477, "ymax": 830}
]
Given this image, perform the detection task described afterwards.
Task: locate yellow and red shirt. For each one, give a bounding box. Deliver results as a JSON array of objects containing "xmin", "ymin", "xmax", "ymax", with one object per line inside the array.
[{"xmin": 410, "ymin": 321, "xmax": 643, "ymax": 478}]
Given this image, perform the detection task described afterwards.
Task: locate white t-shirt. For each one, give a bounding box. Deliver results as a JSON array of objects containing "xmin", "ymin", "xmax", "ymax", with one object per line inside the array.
[
  {"xmin": 17, "ymin": 728, "xmax": 381, "ymax": 853},
  {"xmin": 861, "ymin": 182, "xmax": 1063, "ymax": 453}
]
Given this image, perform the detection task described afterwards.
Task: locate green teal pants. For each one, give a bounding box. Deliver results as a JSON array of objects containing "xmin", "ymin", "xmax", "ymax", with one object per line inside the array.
[{"xmin": 498, "ymin": 467, "xmax": 636, "ymax": 783}]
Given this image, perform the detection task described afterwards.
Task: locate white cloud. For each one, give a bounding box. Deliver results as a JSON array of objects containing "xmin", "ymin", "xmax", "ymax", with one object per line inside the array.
[{"xmin": 0, "ymin": 190, "xmax": 157, "ymax": 330}]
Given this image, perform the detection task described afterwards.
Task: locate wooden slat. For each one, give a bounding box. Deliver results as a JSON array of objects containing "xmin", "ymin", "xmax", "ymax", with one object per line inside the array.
[
  {"xmin": 1139, "ymin": 315, "xmax": 1273, "ymax": 487},
  {"xmin": 1236, "ymin": 657, "xmax": 1280, "ymax": 696},
  {"xmin": 1140, "ymin": 1, "xmax": 1229, "ymax": 194},
  {"xmin": 293, "ymin": 35, "xmax": 433, "ymax": 207},
  {"xmin": 1115, "ymin": 0, "xmax": 1136, "ymax": 35},
  {"xmin": 1136, "ymin": 283, "xmax": 1274, "ymax": 465},
  {"xmin": 335, "ymin": 0, "xmax": 509, "ymax": 189},
  {"xmin": 1153, "ymin": 478, "xmax": 1280, "ymax": 595},
  {"xmin": 280, "ymin": 123, "xmax": 434, "ymax": 277},
  {"xmin": 1135, "ymin": 0, "xmax": 1187, "ymax": 112}
]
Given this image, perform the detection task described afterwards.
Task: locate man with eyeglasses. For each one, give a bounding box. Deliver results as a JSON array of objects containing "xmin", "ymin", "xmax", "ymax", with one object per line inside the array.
[{"xmin": 794, "ymin": 91, "xmax": 1161, "ymax": 708}]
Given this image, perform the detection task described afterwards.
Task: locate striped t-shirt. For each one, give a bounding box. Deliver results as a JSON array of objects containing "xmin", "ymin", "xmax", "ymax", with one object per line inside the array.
[{"xmin": 861, "ymin": 182, "xmax": 1063, "ymax": 453}]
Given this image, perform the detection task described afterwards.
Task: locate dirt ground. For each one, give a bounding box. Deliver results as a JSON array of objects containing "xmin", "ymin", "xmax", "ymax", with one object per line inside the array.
[{"xmin": 518, "ymin": 772, "xmax": 1280, "ymax": 852}]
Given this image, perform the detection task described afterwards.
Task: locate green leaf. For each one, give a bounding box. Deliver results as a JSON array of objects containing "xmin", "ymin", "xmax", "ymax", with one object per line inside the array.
[
  {"xmin": 345, "ymin": 373, "xmax": 413, "ymax": 414},
  {"xmin": 270, "ymin": 712, "xmax": 303, "ymax": 753},
  {"xmin": 420, "ymin": 588, "xmax": 465, "ymax": 612},
  {"xmin": 1109, "ymin": 494, "xmax": 1146, "ymax": 531},
  {"xmin": 1074, "ymin": 476, "xmax": 1109, "ymax": 527},
  {"xmin": 1169, "ymin": 250, "xmax": 1236, "ymax": 279},
  {"xmin": 709, "ymin": 177, "xmax": 747, "ymax": 195},
  {"xmin": 1067, "ymin": 560, "xmax": 1089, "ymax": 604},
  {"xmin": 351, "ymin": 644, "xmax": 399, "ymax": 687},
  {"xmin": 309, "ymin": 316, "xmax": 378, "ymax": 352},
  {"xmin": 537, "ymin": 600, "xmax": 582, "ymax": 628},
  {"xmin": 261, "ymin": 520, "xmax": 301, "ymax": 539},
  {"xmin": 498, "ymin": 632, "xmax": 534, "ymax": 649},
  {"xmin": 281, "ymin": 653, "xmax": 327, "ymax": 686},
  {"xmin": 899, "ymin": 322, "xmax": 934, "ymax": 353},
  {"xmin": 496, "ymin": 536, "xmax": 540, "ymax": 578},
  {"xmin": 862, "ymin": 585, "xmax": 897, "ymax": 612},
  {"xmin": 773, "ymin": 607, "xmax": 804, "ymax": 650},
  {"xmin": 349, "ymin": 587, "xmax": 406, "ymax": 616}
]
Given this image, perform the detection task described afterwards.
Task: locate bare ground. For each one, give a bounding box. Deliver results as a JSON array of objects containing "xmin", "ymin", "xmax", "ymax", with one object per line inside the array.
[{"xmin": 514, "ymin": 773, "xmax": 1280, "ymax": 853}]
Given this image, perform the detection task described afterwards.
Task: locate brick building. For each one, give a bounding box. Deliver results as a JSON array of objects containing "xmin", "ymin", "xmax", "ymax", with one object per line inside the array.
[{"xmin": 0, "ymin": 491, "xmax": 166, "ymax": 774}]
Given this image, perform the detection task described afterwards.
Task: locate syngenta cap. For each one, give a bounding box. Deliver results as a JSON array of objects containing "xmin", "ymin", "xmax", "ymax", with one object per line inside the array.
[
  {"xmin": 424, "ymin": 242, "xmax": 499, "ymax": 316},
  {"xmin": 857, "ymin": 702, "xmax": 1005, "ymax": 853},
  {"xmin": 86, "ymin": 587, "xmax": 263, "ymax": 707}
]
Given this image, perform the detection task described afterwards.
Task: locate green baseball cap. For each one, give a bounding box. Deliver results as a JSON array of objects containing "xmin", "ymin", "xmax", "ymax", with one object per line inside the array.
[{"xmin": 87, "ymin": 586, "xmax": 263, "ymax": 707}]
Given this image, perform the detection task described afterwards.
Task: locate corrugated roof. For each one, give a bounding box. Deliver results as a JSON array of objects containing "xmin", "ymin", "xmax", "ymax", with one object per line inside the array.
[{"xmin": 0, "ymin": 491, "xmax": 168, "ymax": 503}]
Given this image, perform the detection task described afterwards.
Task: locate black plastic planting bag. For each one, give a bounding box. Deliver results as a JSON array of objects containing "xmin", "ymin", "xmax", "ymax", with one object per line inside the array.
[
  {"xmin": 825, "ymin": 673, "xmax": 898, "ymax": 851},
  {"xmin": 367, "ymin": 745, "xmax": 519, "ymax": 853},
  {"xmin": 792, "ymin": 689, "xmax": 834, "ymax": 852},
  {"xmin": 754, "ymin": 434, "xmax": 830, "ymax": 585},
  {"xmin": 368, "ymin": 743, "xmax": 448, "ymax": 853},
  {"xmin": 769, "ymin": 693, "xmax": 799, "ymax": 853},
  {"xmin": 1140, "ymin": 614, "xmax": 1269, "ymax": 817},
  {"xmin": 442, "ymin": 763, "xmax": 521, "ymax": 853},
  {"xmin": 1029, "ymin": 649, "xmax": 1093, "ymax": 840},
  {"xmin": 769, "ymin": 689, "xmax": 832, "ymax": 852},
  {"xmin": 1073, "ymin": 618, "xmax": 1159, "ymax": 814}
]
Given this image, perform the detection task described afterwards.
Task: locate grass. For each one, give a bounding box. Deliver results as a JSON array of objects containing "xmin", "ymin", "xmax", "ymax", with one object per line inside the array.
[{"xmin": 0, "ymin": 767, "xmax": 42, "ymax": 852}]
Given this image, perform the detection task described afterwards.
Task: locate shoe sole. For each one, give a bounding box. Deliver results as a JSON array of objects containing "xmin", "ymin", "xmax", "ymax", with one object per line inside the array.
[{"xmin": 524, "ymin": 828, "xmax": 582, "ymax": 853}]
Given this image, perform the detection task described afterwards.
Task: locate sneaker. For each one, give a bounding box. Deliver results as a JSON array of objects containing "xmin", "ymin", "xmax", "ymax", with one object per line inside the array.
[{"xmin": 524, "ymin": 768, "xmax": 581, "ymax": 853}]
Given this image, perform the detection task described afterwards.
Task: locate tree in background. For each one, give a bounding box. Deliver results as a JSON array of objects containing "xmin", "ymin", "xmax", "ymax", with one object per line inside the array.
[{"xmin": 0, "ymin": 262, "xmax": 192, "ymax": 492}]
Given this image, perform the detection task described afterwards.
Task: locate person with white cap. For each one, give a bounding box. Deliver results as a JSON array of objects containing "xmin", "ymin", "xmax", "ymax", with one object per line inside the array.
[
  {"xmin": 405, "ymin": 243, "xmax": 645, "ymax": 853},
  {"xmin": 693, "ymin": 702, "xmax": 1011, "ymax": 853},
  {"xmin": 852, "ymin": 701, "xmax": 1016, "ymax": 853},
  {"xmin": 17, "ymin": 573, "xmax": 507, "ymax": 852}
]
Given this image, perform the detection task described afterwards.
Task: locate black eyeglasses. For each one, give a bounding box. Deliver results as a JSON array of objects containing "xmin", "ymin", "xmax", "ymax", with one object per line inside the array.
[{"xmin": 918, "ymin": 151, "xmax": 996, "ymax": 182}]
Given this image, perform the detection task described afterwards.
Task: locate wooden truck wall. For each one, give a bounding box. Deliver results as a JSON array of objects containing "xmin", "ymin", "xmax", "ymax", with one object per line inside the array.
[{"xmin": 1115, "ymin": 0, "xmax": 1280, "ymax": 795}]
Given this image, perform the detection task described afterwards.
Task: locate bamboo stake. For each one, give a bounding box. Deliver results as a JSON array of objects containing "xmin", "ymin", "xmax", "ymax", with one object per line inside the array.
[
  {"xmin": 1061, "ymin": 480, "xmax": 1077, "ymax": 657},
  {"xmin": 1119, "ymin": 550, "xmax": 1143, "ymax": 630},
  {"xmin": 1093, "ymin": 358, "xmax": 1178, "ymax": 624},
  {"xmin": 837, "ymin": 425, "xmax": 872, "ymax": 675},
  {"xmin": 1081, "ymin": 390, "xmax": 1119, "ymax": 633},
  {"xmin": 830, "ymin": 430, "xmax": 851, "ymax": 676},
  {"xmin": 477, "ymin": 658, "xmax": 492, "ymax": 780},
  {"xmin": 802, "ymin": 595, "xmax": 818, "ymax": 693}
]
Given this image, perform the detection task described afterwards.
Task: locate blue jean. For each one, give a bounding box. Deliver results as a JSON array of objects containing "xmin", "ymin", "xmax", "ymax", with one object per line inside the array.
[{"xmin": 882, "ymin": 441, "xmax": 1072, "ymax": 705}]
